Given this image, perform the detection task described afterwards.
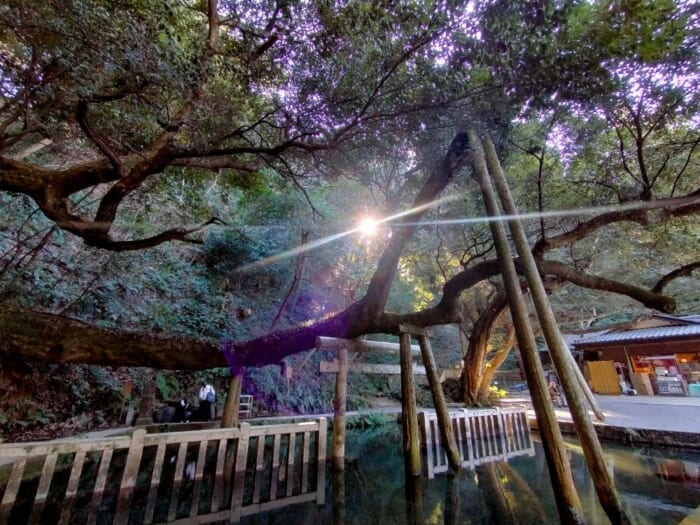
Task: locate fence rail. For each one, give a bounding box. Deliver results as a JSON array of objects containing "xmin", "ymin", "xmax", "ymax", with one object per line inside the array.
[
  {"xmin": 419, "ymin": 407, "xmax": 534, "ymax": 478},
  {"xmin": 0, "ymin": 418, "xmax": 327, "ymax": 525}
]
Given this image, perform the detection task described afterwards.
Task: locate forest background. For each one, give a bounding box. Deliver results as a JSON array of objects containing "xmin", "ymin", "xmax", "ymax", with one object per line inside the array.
[{"xmin": 0, "ymin": 0, "xmax": 699, "ymax": 442}]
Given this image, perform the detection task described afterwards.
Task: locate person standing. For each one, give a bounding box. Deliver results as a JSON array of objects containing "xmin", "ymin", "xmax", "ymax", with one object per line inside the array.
[
  {"xmin": 548, "ymin": 375, "xmax": 562, "ymax": 407},
  {"xmin": 198, "ymin": 382, "xmax": 216, "ymax": 421}
]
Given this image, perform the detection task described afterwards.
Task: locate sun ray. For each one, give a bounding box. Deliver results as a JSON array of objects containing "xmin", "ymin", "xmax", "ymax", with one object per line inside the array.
[{"xmin": 234, "ymin": 197, "xmax": 674, "ymax": 271}]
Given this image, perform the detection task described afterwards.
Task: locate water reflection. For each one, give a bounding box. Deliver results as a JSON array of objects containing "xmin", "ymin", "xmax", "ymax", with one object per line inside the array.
[{"xmin": 241, "ymin": 423, "xmax": 700, "ymax": 525}]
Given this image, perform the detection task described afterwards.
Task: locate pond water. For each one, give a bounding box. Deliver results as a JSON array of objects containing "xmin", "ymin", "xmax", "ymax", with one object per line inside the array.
[{"xmin": 240, "ymin": 423, "xmax": 700, "ymax": 525}]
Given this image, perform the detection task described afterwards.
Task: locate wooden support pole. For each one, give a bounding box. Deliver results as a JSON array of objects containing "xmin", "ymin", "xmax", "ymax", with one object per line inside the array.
[
  {"xmin": 563, "ymin": 336, "xmax": 604, "ymax": 420},
  {"xmin": 115, "ymin": 429, "xmax": 146, "ymax": 521},
  {"xmin": 332, "ymin": 346, "xmax": 349, "ymax": 471},
  {"xmin": 221, "ymin": 371, "xmax": 243, "ymax": 428},
  {"xmin": 416, "ymin": 334, "xmax": 461, "ymax": 472},
  {"xmin": 399, "ymin": 332, "xmax": 421, "ymax": 477},
  {"xmin": 468, "ymin": 130, "xmax": 586, "ymax": 524},
  {"xmin": 134, "ymin": 379, "xmax": 156, "ymax": 426},
  {"xmin": 482, "ymin": 135, "xmax": 629, "ymax": 525}
]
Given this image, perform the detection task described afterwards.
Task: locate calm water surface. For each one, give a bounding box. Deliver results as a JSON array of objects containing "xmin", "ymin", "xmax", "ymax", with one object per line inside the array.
[{"xmin": 240, "ymin": 423, "xmax": 700, "ymax": 525}]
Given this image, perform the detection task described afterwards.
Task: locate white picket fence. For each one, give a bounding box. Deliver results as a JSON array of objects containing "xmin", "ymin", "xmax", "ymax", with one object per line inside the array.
[
  {"xmin": 0, "ymin": 418, "xmax": 327, "ymax": 525},
  {"xmin": 419, "ymin": 406, "xmax": 534, "ymax": 478}
]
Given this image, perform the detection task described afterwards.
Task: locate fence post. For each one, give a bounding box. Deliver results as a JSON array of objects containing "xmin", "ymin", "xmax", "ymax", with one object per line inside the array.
[
  {"xmin": 135, "ymin": 380, "xmax": 156, "ymax": 426},
  {"xmin": 231, "ymin": 422, "xmax": 250, "ymax": 520},
  {"xmin": 114, "ymin": 428, "xmax": 146, "ymax": 523},
  {"xmin": 496, "ymin": 408, "xmax": 509, "ymax": 460},
  {"xmin": 317, "ymin": 417, "xmax": 327, "ymax": 505}
]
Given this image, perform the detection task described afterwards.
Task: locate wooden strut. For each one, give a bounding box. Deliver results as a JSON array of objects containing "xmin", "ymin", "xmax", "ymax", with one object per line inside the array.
[
  {"xmin": 318, "ymin": 333, "xmax": 461, "ymax": 475},
  {"xmin": 481, "ymin": 135, "xmax": 630, "ymax": 525},
  {"xmin": 400, "ymin": 325, "xmax": 461, "ymax": 472},
  {"xmin": 399, "ymin": 331, "xmax": 422, "ymax": 477},
  {"xmin": 221, "ymin": 372, "xmax": 243, "ymax": 428},
  {"xmin": 467, "ymin": 129, "xmax": 587, "ymax": 524},
  {"xmin": 332, "ymin": 346, "xmax": 348, "ymax": 470}
]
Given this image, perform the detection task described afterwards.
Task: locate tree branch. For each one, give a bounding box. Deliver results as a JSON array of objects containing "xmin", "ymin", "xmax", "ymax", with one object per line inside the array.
[
  {"xmin": 362, "ymin": 132, "xmax": 472, "ymax": 322},
  {"xmin": 76, "ymin": 100, "xmax": 123, "ymax": 174},
  {"xmin": 539, "ymin": 259, "xmax": 676, "ymax": 312},
  {"xmin": 652, "ymin": 261, "xmax": 700, "ymax": 294},
  {"xmin": 533, "ymin": 191, "xmax": 700, "ymax": 255}
]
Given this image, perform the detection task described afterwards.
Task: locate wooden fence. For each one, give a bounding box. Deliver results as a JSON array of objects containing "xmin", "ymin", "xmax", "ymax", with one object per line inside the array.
[
  {"xmin": 0, "ymin": 418, "xmax": 327, "ymax": 525},
  {"xmin": 239, "ymin": 395, "xmax": 254, "ymax": 419},
  {"xmin": 419, "ymin": 407, "xmax": 534, "ymax": 478}
]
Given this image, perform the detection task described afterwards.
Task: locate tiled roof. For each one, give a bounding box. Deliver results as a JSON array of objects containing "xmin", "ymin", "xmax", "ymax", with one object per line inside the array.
[{"xmin": 574, "ymin": 324, "xmax": 700, "ymax": 345}]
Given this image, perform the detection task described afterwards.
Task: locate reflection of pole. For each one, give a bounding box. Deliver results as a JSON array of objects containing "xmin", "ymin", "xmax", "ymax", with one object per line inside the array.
[
  {"xmin": 332, "ymin": 464, "xmax": 346, "ymax": 525},
  {"xmin": 482, "ymin": 135, "xmax": 628, "ymax": 525},
  {"xmin": 499, "ymin": 461, "xmax": 547, "ymax": 523},
  {"xmin": 333, "ymin": 346, "xmax": 348, "ymax": 470},
  {"xmin": 468, "ymin": 130, "xmax": 586, "ymax": 524},
  {"xmin": 444, "ymin": 471, "xmax": 461, "ymax": 525},
  {"xmin": 476, "ymin": 462, "xmax": 516, "ymax": 524},
  {"xmin": 399, "ymin": 332, "xmax": 421, "ymax": 476},
  {"xmin": 405, "ymin": 472, "xmax": 424, "ymax": 525}
]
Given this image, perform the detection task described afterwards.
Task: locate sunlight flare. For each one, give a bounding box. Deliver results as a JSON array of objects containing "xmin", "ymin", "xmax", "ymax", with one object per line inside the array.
[
  {"xmin": 358, "ymin": 217, "xmax": 379, "ymax": 236},
  {"xmin": 232, "ymin": 196, "xmax": 666, "ymax": 272}
]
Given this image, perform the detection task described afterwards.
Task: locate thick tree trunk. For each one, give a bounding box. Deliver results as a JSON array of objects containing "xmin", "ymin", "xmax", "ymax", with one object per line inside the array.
[
  {"xmin": 221, "ymin": 372, "xmax": 243, "ymax": 427},
  {"xmin": 461, "ymin": 293, "xmax": 509, "ymax": 405},
  {"xmin": 0, "ymin": 126, "xmax": 687, "ymax": 373},
  {"xmin": 0, "ymin": 304, "xmax": 225, "ymax": 370},
  {"xmin": 477, "ymin": 325, "xmax": 515, "ymax": 401}
]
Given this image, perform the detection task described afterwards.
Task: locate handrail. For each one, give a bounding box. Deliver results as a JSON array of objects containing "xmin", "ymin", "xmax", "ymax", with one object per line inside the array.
[
  {"xmin": 419, "ymin": 406, "xmax": 534, "ymax": 478},
  {"xmin": 0, "ymin": 418, "xmax": 327, "ymax": 524}
]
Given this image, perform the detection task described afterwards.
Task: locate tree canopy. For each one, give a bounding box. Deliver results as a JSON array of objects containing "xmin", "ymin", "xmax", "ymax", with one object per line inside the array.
[{"xmin": 1, "ymin": 0, "xmax": 699, "ymax": 372}]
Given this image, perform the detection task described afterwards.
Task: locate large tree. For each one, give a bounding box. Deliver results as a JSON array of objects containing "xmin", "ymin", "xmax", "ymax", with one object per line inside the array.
[{"xmin": 1, "ymin": 0, "xmax": 699, "ymax": 374}]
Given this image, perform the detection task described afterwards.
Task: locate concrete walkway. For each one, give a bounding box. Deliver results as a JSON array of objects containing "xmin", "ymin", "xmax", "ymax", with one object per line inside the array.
[
  {"xmin": 578, "ymin": 394, "xmax": 700, "ymax": 433},
  {"xmin": 503, "ymin": 393, "xmax": 700, "ymax": 445}
]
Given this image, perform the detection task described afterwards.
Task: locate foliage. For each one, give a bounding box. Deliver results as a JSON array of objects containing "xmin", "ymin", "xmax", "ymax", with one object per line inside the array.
[
  {"xmin": 345, "ymin": 412, "xmax": 395, "ymax": 430},
  {"xmin": 0, "ymin": 0, "xmax": 699, "ymax": 434},
  {"xmin": 155, "ymin": 372, "xmax": 180, "ymax": 401}
]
